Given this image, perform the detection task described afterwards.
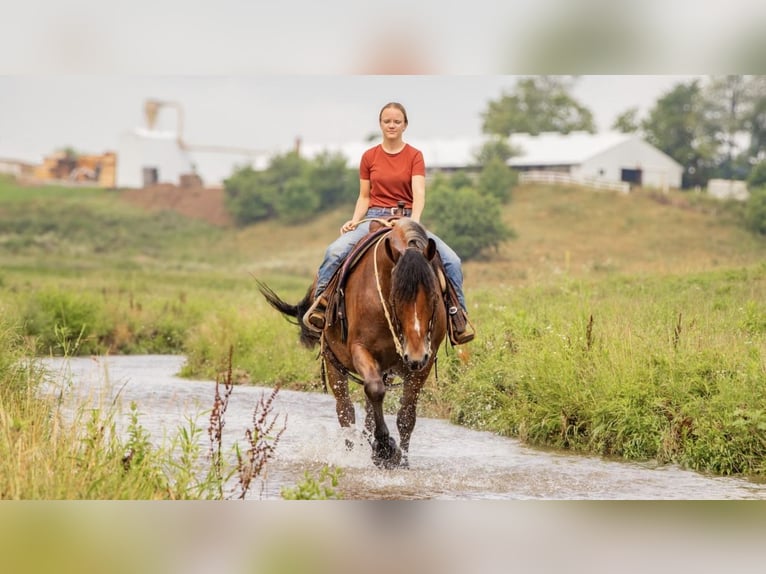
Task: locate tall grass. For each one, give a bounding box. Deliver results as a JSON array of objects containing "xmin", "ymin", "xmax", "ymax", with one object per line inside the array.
[
  {"xmin": 0, "ymin": 316, "xmax": 286, "ymax": 499},
  {"xmin": 443, "ymin": 265, "xmax": 766, "ymax": 475}
]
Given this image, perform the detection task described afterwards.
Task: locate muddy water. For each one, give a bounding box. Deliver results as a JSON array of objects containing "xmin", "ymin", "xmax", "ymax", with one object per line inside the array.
[{"xmin": 41, "ymin": 355, "xmax": 766, "ymax": 500}]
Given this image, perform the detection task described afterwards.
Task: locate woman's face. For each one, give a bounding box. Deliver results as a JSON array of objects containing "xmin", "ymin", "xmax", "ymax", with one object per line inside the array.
[{"xmin": 379, "ymin": 107, "xmax": 407, "ymax": 141}]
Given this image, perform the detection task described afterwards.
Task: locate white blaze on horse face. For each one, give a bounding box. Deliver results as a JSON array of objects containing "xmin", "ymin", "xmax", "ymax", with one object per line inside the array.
[{"xmin": 412, "ymin": 303, "xmax": 422, "ymax": 337}]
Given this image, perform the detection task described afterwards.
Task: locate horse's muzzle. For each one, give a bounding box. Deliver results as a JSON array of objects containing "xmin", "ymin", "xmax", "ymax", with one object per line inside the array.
[{"xmin": 403, "ymin": 352, "xmax": 430, "ymax": 372}]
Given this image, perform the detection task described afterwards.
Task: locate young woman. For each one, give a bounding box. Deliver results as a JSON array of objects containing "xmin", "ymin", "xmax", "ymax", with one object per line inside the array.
[{"xmin": 303, "ymin": 102, "xmax": 473, "ymax": 344}]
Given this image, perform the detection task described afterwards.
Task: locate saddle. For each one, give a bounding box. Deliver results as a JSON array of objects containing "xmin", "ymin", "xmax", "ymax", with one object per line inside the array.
[
  {"xmin": 321, "ymin": 218, "xmax": 468, "ymax": 345},
  {"xmin": 323, "ymin": 221, "xmax": 393, "ymax": 342}
]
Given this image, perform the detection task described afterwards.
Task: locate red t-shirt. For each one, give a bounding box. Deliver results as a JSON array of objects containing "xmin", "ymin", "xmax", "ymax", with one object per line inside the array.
[{"xmin": 359, "ymin": 143, "xmax": 425, "ymax": 209}]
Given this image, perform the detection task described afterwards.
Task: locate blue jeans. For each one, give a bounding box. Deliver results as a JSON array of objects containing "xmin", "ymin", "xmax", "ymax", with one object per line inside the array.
[{"xmin": 314, "ymin": 208, "xmax": 467, "ymax": 311}]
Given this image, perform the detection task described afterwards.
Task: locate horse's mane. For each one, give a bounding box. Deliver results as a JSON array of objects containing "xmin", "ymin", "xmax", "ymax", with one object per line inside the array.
[
  {"xmin": 390, "ymin": 219, "xmax": 438, "ymax": 304},
  {"xmin": 397, "ymin": 218, "xmax": 428, "ymax": 250}
]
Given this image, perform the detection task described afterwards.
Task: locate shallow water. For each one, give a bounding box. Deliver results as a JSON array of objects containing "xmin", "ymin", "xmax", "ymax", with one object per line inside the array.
[{"xmin": 41, "ymin": 355, "xmax": 766, "ymax": 500}]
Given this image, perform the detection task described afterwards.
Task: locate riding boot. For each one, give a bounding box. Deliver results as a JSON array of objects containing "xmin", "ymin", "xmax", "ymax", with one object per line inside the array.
[
  {"xmin": 302, "ymin": 295, "xmax": 328, "ymax": 333},
  {"xmin": 449, "ymin": 306, "xmax": 475, "ymax": 345}
]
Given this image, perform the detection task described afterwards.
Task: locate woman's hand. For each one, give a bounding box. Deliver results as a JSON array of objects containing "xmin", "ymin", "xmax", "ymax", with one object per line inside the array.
[{"xmin": 340, "ymin": 219, "xmax": 358, "ymax": 234}]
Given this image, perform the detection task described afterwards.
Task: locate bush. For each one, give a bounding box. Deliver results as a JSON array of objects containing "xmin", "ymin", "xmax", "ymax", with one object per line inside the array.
[
  {"xmin": 744, "ymin": 187, "xmax": 766, "ymax": 235},
  {"xmin": 747, "ymin": 160, "xmax": 766, "ymax": 189},
  {"xmin": 22, "ymin": 290, "xmax": 107, "ymax": 355},
  {"xmin": 477, "ymin": 156, "xmax": 517, "ymax": 203},
  {"xmin": 224, "ymin": 151, "xmax": 356, "ymax": 226},
  {"xmin": 425, "ymin": 183, "xmax": 514, "ymax": 261}
]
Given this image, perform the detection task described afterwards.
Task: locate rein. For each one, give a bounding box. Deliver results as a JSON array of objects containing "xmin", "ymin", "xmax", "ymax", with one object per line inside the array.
[{"xmin": 373, "ymin": 235, "xmax": 405, "ymax": 359}]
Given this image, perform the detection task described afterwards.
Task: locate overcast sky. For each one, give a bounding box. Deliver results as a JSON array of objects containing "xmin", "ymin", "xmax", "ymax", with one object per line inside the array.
[{"xmin": 0, "ymin": 75, "xmax": 702, "ymax": 164}]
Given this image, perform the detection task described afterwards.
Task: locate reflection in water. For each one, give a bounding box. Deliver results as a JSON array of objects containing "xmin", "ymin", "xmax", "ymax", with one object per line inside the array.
[{"xmin": 41, "ymin": 355, "xmax": 766, "ymax": 500}]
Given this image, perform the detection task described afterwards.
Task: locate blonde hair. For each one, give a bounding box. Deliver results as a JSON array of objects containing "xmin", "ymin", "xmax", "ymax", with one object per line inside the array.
[{"xmin": 379, "ymin": 102, "xmax": 408, "ymax": 125}]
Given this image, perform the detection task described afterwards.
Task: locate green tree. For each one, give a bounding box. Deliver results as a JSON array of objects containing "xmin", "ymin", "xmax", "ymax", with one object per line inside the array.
[
  {"xmin": 274, "ymin": 177, "xmax": 320, "ymax": 224},
  {"xmin": 747, "ymin": 161, "xmax": 766, "ymax": 189},
  {"xmin": 744, "ymin": 187, "xmax": 766, "ymax": 235},
  {"xmin": 481, "ymin": 76, "xmax": 596, "ymax": 136},
  {"xmin": 641, "ymin": 79, "xmax": 718, "ymax": 189},
  {"xmin": 477, "ymin": 156, "xmax": 517, "ymax": 204},
  {"xmin": 612, "ymin": 107, "xmax": 641, "ymax": 133},
  {"xmin": 225, "ymin": 151, "xmax": 351, "ymax": 226},
  {"xmin": 474, "ymin": 137, "xmax": 516, "ymax": 164},
  {"xmin": 306, "ymin": 151, "xmax": 357, "ymax": 209},
  {"xmin": 743, "ymin": 76, "xmax": 766, "ymax": 162},
  {"xmin": 703, "ymin": 75, "xmax": 752, "ymax": 180},
  {"xmin": 223, "ymin": 166, "xmax": 276, "ymax": 225},
  {"xmin": 425, "ymin": 181, "xmax": 512, "ymax": 261}
]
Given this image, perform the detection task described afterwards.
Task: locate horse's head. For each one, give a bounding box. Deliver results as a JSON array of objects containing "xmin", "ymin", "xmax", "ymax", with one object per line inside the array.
[{"xmin": 383, "ymin": 219, "xmax": 445, "ymax": 371}]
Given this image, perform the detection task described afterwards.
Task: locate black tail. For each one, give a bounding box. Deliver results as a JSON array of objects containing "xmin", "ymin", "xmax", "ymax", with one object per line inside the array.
[{"xmin": 255, "ymin": 279, "xmax": 320, "ymax": 349}]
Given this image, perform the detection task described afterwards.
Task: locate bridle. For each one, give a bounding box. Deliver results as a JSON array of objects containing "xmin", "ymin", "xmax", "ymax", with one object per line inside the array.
[{"xmin": 372, "ymin": 235, "xmax": 438, "ymax": 362}]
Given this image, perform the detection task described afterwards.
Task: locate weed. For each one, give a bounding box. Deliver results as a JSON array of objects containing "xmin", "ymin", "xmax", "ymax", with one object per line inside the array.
[{"xmin": 281, "ymin": 466, "xmax": 343, "ymax": 500}]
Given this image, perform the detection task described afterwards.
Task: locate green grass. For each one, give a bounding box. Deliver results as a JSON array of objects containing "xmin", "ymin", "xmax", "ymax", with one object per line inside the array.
[{"xmin": 2, "ymin": 177, "xmax": 766, "ymax": 478}]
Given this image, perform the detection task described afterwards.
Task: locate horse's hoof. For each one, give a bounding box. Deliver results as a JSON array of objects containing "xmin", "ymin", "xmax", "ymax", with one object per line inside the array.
[{"xmin": 372, "ymin": 436, "xmax": 402, "ymax": 469}]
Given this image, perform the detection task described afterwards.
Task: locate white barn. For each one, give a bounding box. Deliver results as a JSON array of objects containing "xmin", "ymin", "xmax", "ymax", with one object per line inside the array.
[
  {"xmin": 507, "ymin": 132, "xmax": 684, "ymax": 191},
  {"xmin": 116, "ymin": 128, "xmax": 268, "ymax": 189}
]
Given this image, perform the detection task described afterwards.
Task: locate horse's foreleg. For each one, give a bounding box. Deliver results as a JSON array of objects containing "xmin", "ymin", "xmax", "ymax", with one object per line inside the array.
[
  {"xmin": 353, "ymin": 347, "xmax": 401, "ymax": 468},
  {"xmin": 325, "ymin": 361, "xmax": 354, "ymax": 427},
  {"xmin": 397, "ymin": 373, "xmax": 428, "ymax": 468}
]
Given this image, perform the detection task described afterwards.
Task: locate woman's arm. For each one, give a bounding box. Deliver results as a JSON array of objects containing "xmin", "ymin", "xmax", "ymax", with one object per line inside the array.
[
  {"xmin": 410, "ymin": 174, "xmax": 425, "ymax": 223},
  {"xmin": 340, "ymin": 179, "xmax": 371, "ymax": 233}
]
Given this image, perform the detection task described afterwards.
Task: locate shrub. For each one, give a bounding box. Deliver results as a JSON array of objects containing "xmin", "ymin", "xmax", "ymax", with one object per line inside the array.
[
  {"xmin": 747, "ymin": 160, "xmax": 766, "ymax": 189},
  {"xmin": 425, "ymin": 184, "xmax": 514, "ymax": 260},
  {"xmin": 22, "ymin": 290, "xmax": 106, "ymax": 355},
  {"xmin": 744, "ymin": 187, "xmax": 766, "ymax": 235}
]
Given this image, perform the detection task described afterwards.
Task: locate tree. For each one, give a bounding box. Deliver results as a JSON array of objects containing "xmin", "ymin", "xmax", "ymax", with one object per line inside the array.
[
  {"xmin": 474, "ymin": 137, "xmax": 516, "ymax": 164},
  {"xmin": 747, "ymin": 160, "xmax": 766, "ymax": 189},
  {"xmin": 306, "ymin": 151, "xmax": 357, "ymax": 209},
  {"xmin": 641, "ymin": 80, "xmax": 718, "ymax": 189},
  {"xmin": 744, "ymin": 187, "xmax": 766, "ymax": 235},
  {"xmin": 743, "ymin": 76, "xmax": 766, "ymax": 163},
  {"xmin": 481, "ymin": 76, "xmax": 596, "ymax": 136},
  {"xmin": 274, "ymin": 177, "xmax": 320, "ymax": 223},
  {"xmin": 424, "ymin": 178, "xmax": 513, "ymax": 261},
  {"xmin": 702, "ymin": 75, "xmax": 752, "ymax": 180},
  {"xmin": 224, "ymin": 151, "xmax": 311, "ymax": 225},
  {"xmin": 477, "ymin": 156, "xmax": 517, "ymax": 204},
  {"xmin": 612, "ymin": 107, "xmax": 641, "ymax": 133},
  {"xmin": 223, "ymin": 166, "xmax": 276, "ymax": 225}
]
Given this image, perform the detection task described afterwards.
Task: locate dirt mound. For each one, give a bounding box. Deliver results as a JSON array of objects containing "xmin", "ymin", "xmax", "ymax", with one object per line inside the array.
[{"xmin": 119, "ymin": 184, "xmax": 232, "ymax": 226}]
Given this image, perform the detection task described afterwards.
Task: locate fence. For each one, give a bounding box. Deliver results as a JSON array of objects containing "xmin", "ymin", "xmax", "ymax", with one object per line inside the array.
[{"xmin": 519, "ymin": 170, "xmax": 630, "ymax": 194}]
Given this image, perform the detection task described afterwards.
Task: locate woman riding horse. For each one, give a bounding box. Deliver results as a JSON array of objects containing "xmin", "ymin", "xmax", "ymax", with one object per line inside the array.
[
  {"xmin": 257, "ymin": 216, "xmax": 447, "ymax": 468},
  {"xmin": 303, "ymin": 101, "xmax": 474, "ymax": 345}
]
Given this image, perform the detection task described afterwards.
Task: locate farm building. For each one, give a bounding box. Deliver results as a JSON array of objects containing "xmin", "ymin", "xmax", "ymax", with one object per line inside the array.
[
  {"xmin": 0, "ymin": 158, "xmax": 37, "ymax": 180},
  {"xmin": 113, "ymin": 126, "xmax": 684, "ymax": 192},
  {"xmin": 302, "ymin": 132, "xmax": 684, "ymax": 192},
  {"xmin": 115, "ymin": 127, "xmax": 271, "ymax": 189},
  {"xmin": 506, "ymin": 132, "xmax": 684, "ymax": 191}
]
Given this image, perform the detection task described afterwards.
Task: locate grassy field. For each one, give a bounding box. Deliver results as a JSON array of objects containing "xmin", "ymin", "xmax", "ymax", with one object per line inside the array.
[{"xmin": 2, "ymin": 174, "xmax": 765, "ymax": 484}]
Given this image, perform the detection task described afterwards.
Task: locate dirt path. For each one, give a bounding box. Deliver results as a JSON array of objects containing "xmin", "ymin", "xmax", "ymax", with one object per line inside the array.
[{"xmin": 119, "ymin": 184, "xmax": 232, "ymax": 226}]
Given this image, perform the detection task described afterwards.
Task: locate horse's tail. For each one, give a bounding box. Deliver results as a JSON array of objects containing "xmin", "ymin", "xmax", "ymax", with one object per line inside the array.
[{"xmin": 255, "ymin": 279, "xmax": 320, "ymax": 349}]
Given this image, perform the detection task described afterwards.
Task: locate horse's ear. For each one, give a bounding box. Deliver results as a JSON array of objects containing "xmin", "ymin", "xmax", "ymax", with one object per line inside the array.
[
  {"xmin": 425, "ymin": 238, "xmax": 438, "ymax": 261},
  {"xmin": 384, "ymin": 236, "xmax": 402, "ymax": 263}
]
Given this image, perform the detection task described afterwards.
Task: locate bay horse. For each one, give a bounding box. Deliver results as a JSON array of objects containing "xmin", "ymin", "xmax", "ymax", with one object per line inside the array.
[{"xmin": 256, "ymin": 217, "xmax": 447, "ymax": 468}]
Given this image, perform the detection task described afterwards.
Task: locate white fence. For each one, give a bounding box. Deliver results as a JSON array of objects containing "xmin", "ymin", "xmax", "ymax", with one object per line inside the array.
[
  {"xmin": 707, "ymin": 179, "xmax": 749, "ymax": 201},
  {"xmin": 519, "ymin": 170, "xmax": 630, "ymax": 194}
]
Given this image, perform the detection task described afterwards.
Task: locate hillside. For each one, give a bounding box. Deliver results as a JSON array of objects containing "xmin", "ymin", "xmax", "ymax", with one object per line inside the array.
[
  {"xmin": 1, "ymin": 177, "xmax": 763, "ymax": 286},
  {"xmin": 222, "ymin": 183, "xmax": 765, "ymax": 291},
  {"xmin": 467, "ymin": 184, "xmax": 763, "ymax": 287}
]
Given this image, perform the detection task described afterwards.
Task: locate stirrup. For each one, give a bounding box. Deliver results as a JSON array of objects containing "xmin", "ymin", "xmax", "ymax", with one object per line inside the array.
[
  {"xmin": 448, "ymin": 306, "xmax": 475, "ymax": 345},
  {"xmin": 302, "ymin": 296, "xmax": 327, "ymax": 333}
]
